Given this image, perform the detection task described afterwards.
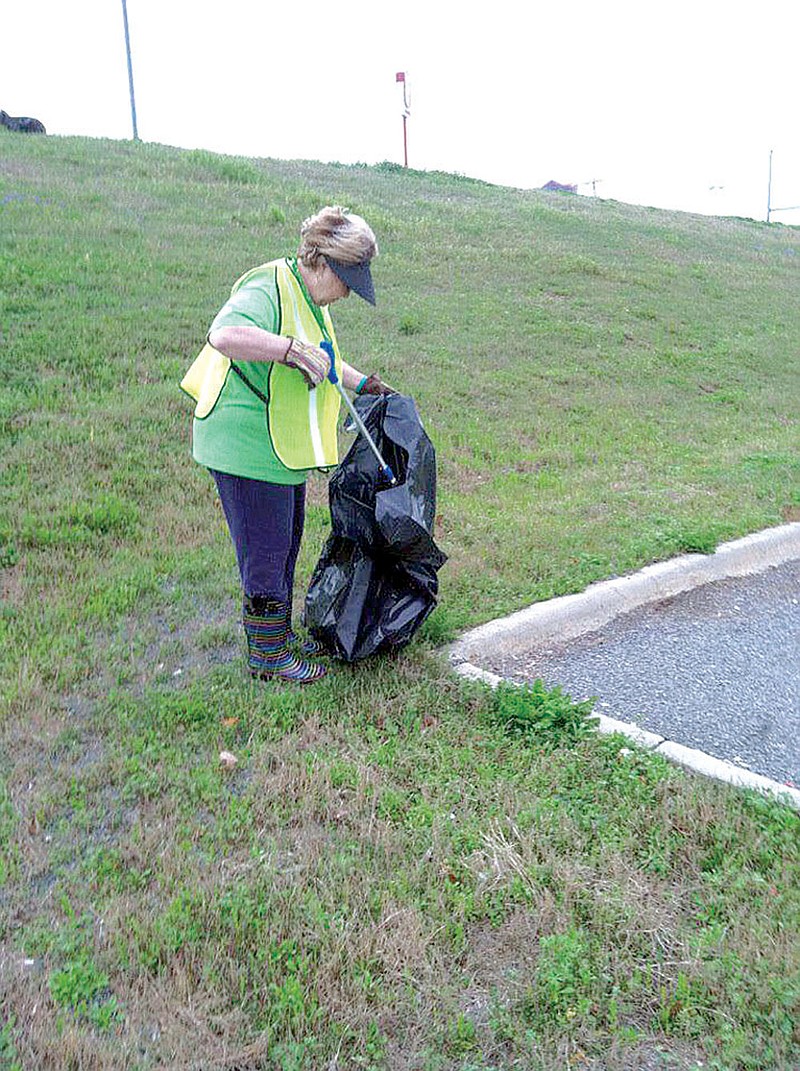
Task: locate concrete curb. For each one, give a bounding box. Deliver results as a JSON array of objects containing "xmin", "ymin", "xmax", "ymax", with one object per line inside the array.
[
  {"xmin": 453, "ymin": 661, "xmax": 800, "ymax": 811},
  {"xmin": 448, "ymin": 523, "xmax": 800, "ymax": 811},
  {"xmin": 449, "ymin": 522, "xmax": 800, "ymax": 664}
]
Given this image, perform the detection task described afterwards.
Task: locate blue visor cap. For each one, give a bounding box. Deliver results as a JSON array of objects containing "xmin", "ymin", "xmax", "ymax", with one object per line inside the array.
[{"xmin": 325, "ymin": 256, "xmax": 376, "ymax": 305}]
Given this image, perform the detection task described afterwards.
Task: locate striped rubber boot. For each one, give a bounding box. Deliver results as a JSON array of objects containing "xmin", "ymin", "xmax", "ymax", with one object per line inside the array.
[
  {"xmin": 287, "ymin": 626, "xmax": 325, "ymax": 656},
  {"xmin": 243, "ymin": 598, "xmax": 327, "ymax": 684}
]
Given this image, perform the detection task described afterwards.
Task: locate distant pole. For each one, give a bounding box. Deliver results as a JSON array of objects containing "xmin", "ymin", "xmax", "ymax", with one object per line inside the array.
[
  {"xmin": 578, "ymin": 179, "xmax": 602, "ymax": 197},
  {"xmin": 396, "ymin": 72, "xmax": 409, "ymax": 167},
  {"xmin": 121, "ymin": 0, "xmax": 139, "ymax": 141},
  {"xmin": 764, "ymin": 149, "xmax": 800, "ymax": 222}
]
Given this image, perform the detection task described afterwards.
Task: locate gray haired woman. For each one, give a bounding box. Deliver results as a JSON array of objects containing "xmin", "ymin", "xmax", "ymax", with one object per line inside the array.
[{"xmin": 187, "ymin": 206, "xmax": 393, "ymax": 683}]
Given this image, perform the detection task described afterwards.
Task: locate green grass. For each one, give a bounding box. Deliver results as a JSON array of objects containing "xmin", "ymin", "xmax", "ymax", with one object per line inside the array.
[{"xmin": 1, "ymin": 131, "xmax": 799, "ymax": 1069}]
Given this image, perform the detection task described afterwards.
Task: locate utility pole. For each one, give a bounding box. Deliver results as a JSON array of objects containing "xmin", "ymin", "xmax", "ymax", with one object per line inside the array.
[
  {"xmin": 396, "ymin": 72, "xmax": 410, "ymax": 167},
  {"xmin": 578, "ymin": 179, "xmax": 602, "ymax": 196},
  {"xmin": 121, "ymin": 0, "xmax": 139, "ymax": 141},
  {"xmin": 766, "ymin": 148, "xmax": 800, "ymax": 224}
]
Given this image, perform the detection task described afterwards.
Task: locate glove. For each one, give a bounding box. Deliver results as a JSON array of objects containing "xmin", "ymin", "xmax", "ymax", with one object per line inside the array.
[
  {"xmin": 357, "ymin": 374, "xmax": 398, "ymax": 396},
  {"xmin": 284, "ymin": 337, "xmax": 331, "ymax": 389}
]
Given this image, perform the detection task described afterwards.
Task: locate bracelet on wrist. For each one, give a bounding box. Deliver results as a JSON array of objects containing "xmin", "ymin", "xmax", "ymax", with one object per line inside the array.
[{"xmin": 356, "ymin": 375, "xmax": 369, "ymax": 394}]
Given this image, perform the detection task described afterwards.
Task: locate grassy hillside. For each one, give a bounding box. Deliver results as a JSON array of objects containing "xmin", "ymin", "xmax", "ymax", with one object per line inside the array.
[
  {"xmin": 1, "ymin": 133, "xmax": 798, "ymax": 1070},
  {"xmin": 2, "ymin": 134, "xmax": 798, "ymax": 634}
]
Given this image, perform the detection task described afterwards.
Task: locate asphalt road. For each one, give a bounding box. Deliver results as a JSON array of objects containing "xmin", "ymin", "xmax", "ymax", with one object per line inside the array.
[{"xmin": 489, "ymin": 559, "xmax": 800, "ymax": 787}]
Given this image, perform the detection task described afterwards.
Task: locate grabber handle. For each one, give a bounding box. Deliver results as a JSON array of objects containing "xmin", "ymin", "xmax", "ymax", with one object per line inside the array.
[{"xmin": 321, "ymin": 340, "xmax": 339, "ymax": 384}]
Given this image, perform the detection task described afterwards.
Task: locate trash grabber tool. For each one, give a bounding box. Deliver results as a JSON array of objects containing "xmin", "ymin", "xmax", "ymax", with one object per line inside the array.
[{"xmin": 321, "ymin": 341, "xmax": 397, "ymax": 486}]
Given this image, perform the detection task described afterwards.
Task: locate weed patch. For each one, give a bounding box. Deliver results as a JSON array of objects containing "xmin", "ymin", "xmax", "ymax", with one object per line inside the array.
[{"xmin": 488, "ymin": 679, "xmax": 598, "ymax": 747}]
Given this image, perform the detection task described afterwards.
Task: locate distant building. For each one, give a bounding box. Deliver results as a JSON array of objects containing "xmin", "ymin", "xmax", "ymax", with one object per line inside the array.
[{"xmin": 541, "ymin": 180, "xmax": 577, "ymax": 194}]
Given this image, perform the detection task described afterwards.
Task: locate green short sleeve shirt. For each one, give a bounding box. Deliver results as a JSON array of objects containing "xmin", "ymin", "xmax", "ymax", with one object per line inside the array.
[{"xmin": 191, "ymin": 262, "xmax": 307, "ymax": 485}]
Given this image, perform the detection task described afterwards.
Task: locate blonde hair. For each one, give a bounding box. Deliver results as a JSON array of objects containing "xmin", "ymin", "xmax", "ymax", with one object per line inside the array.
[{"xmin": 298, "ymin": 205, "xmax": 378, "ymax": 268}]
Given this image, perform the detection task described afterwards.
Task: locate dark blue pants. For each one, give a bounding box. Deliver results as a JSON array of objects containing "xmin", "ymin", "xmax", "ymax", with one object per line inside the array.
[{"xmin": 210, "ymin": 470, "xmax": 306, "ymax": 603}]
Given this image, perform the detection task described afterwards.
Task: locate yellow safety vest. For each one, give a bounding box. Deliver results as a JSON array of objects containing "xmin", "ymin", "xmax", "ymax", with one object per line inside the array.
[
  {"xmin": 181, "ymin": 258, "xmax": 342, "ymax": 471},
  {"xmin": 268, "ymin": 260, "xmax": 342, "ymax": 470}
]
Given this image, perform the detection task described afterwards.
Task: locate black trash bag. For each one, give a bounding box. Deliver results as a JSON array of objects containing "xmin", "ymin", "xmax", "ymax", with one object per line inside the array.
[{"xmin": 304, "ymin": 394, "xmax": 447, "ymax": 662}]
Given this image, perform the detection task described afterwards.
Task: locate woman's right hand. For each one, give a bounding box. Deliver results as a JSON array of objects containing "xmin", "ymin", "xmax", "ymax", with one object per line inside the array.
[
  {"xmin": 283, "ymin": 337, "xmax": 331, "ymax": 388},
  {"xmin": 358, "ymin": 374, "xmax": 397, "ymax": 396}
]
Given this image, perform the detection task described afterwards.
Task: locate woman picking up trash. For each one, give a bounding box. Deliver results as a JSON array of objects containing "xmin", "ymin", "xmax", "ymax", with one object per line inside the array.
[{"xmin": 183, "ymin": 206, "xmax": 394, "ymax": 684}]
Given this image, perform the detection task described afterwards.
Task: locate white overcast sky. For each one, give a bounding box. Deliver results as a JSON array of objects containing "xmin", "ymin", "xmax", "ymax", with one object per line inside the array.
[{"xmin": 2, "ymin": 0, "xmax": 799, "ymax": 223}]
